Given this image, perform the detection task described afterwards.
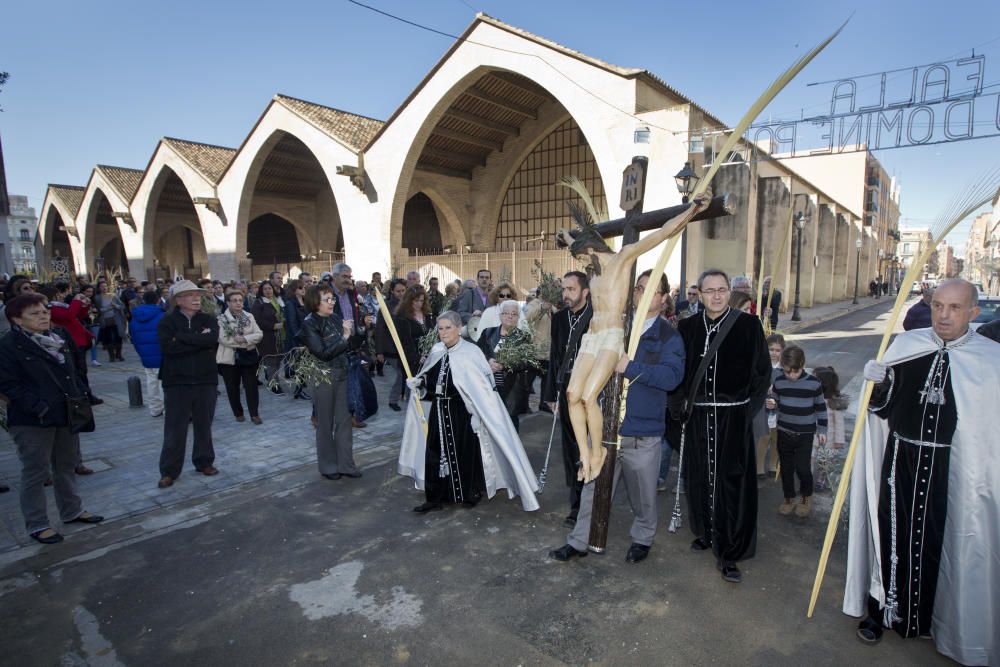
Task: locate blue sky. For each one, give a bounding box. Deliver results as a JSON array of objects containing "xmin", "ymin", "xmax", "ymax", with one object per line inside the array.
[{"xmin": 2, "ymin": 0, "xmax": 998, "ymax": 249}]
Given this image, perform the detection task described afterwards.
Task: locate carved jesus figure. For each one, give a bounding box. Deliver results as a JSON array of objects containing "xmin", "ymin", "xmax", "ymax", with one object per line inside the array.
[{"xmin": 556, "ymin": 195, "xmax": 709, "ymax": 483}]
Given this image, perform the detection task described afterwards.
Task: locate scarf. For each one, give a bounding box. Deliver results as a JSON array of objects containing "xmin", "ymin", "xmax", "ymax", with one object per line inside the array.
[{"xmin": 26, "ymin": 328, "xmax": 66, "ymax": 364}]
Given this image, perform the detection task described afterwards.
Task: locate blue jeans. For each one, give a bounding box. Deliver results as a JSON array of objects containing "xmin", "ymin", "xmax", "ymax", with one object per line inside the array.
[
  {"xmin": 658, "ymin": 437, "xmax": 673, "ymax": 483},
  {"xmin": 88, "ymin": 325, "xmax": 100, "ymax": 360}
]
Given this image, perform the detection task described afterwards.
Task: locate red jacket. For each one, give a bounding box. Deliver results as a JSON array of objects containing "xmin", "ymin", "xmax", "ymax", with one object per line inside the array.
[{"xmin": 49, "ymin": 299, "xmax": 95, "ymax": 349}]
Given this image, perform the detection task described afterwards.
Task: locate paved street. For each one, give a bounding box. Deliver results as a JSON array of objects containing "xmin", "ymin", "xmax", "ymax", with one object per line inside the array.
[{"xmin": 0, "ymin": 296, "xmax": 952, "ymax": 666}]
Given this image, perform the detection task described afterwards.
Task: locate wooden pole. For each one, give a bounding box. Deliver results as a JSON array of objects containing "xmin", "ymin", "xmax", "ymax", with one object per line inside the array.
[{"xmin": 374, "ymin": 290, "xmax": 427, "ymax": 434}]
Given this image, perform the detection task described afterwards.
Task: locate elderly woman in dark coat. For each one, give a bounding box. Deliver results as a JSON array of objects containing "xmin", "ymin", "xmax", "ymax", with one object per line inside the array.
[
  {"xmin": 0, "ymin": 294, "xmax": 104, "ymax": 544},
  {"xmin": 477, "ymin": 300, "xmax": 531, "ymax": 432},
  {"xmin": 283, "ymin": 279, "xmax": 309, "ymax": 400},
  {"xmin": 251, "ymin": 280, "xmax": 285, "ymax": 394}
]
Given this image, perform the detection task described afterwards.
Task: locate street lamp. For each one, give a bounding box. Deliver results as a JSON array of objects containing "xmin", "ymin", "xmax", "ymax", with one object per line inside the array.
[
  {"xmin": 791, "ymin": 212, "xmax": 808, "ymax": 321},
  {"xmin": 852, "ymin": 238, "xmax": 863, "ymax": 305},
  {"xmin": 674, "ymin": 161, "xmax": 700, "ymax": 293}
]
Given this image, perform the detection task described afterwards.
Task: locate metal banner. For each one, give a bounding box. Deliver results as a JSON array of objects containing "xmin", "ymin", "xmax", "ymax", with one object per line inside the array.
[{"xmin": 748, "ymin": 54, "xmax": 1000, "ymax": 157}]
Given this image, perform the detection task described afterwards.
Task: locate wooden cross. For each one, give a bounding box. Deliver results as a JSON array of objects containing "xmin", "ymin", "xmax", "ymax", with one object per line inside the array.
[{"xmin": 578, "ymin": 157, "xmax": 733, "ymax": 553}]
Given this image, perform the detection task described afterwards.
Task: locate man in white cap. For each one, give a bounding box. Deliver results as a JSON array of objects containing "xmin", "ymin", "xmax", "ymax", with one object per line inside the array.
[{"xmin": 156, "ymin": 280, "xmax": 220, "ymax": 489}]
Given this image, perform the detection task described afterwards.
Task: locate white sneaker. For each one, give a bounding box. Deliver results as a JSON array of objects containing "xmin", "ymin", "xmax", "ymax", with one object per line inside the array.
[{"xmin": 90, "ymin": 359, "xmax": 102, "ymax": 367}]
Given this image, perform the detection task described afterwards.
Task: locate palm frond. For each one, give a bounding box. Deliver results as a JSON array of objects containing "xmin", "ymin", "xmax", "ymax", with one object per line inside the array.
[{"xmin": 559, "ymin": 176, "xmax": 607, "ymax": 224}]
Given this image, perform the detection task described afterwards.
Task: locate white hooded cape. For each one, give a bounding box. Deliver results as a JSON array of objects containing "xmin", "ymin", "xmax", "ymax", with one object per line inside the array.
[
  {"xmin": 843, "ymin": 328, "xmax": 999, "ymax": 666},
  {"xmin": 398, "ymin": 339, "xmax": 540, "ymax": 511}
]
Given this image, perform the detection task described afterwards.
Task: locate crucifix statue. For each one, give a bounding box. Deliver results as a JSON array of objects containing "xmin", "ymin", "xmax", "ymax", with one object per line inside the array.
[{"xmin": 556, "ymin": 156, "xmax": 732, "ymax": 550}]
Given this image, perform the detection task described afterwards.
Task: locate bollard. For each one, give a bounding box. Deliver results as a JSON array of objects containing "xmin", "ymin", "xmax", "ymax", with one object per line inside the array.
[{"xmin": 127, "ymin": 376, "xmax": 144, "ymax": 408}]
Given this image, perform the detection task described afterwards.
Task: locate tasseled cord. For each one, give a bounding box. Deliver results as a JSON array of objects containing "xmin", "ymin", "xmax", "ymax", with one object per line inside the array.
[{"xmin": 668, "ymin": 423, "xmax": 687, "ymax": 533}]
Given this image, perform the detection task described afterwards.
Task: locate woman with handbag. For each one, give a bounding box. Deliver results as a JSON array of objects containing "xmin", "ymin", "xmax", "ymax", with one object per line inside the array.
[
  {"xmin": 251, "ymin": 281, "xmax": 285, "ymax": 395},
  {"xmin": 94, "ymin": 280, "xmax": 126, "ymax": 362},
  {"xmin": 217, "ymin": 291, "xmax": 264, "ymax": 424},
  {"xmin": 0, "ymin": 294, "xmax": 104, "ymax": 544}
]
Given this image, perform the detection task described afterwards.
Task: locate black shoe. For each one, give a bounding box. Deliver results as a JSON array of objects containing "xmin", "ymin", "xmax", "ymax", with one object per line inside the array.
[
  {"xmin": 30, "ymin": 529, "xmax": 64, "ymax": 545},
  {"xmin": 625, "ymin": 543, "xmax": 650, "ymax": 563},
  {"xmin": 0, "ymin": 484, "xmax": 9, "ymax": 493},
  {"xmin": 856, "ymin": 617, "xmax": 884, "ymax": 645},
  {"xmin": 66, "ymin": 512, "xmax": 104, "ymax": 525},
  {"xmin": 88, "ymin": 396, "xmax": 104, "ymax": 406},
  {"xmin": 413, "ymin": 501, "xmax": 443, "ymax": 513},
  {"xmin": 322, "ymin": 473, "xmax": 342, "ymax": 480},
  {"xmin": 720, "ymin": 562, "xmax": 742, "ymax": 583},
  {"xmin": 298, "ymin": 390, "xmax": 311, "ymax": 401},
  {"xmin": 341, "ymin": 471, "xmax": 362, "ymax": 479},
  {"xmin": 461, "ymin": 497, "xmax": 480, "ymax": 509},
  {"xmin": 270, "ymin": 386, "xmax": 285, "ymax": 395},
  {"xmin": 389, "ymin": 403, "xmax": 401, "ymax": 412},
  {"xmin": 690, "ymin": 537, "xmax": 711, "ymax": 552},
  {"xmin": 548, "ymin": 544, "xmax": 587, "ymax": 562},
  {"xmin": 539, "ymin": 403, "xmax": 553, "ymax": 414},
  {"xmin": 562, "ymin": 515, "xmax": 577, "ymax": 528}
]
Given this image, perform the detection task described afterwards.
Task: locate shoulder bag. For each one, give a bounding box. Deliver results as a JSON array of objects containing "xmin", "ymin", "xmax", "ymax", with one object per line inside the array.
[{"xmin": 38, "ymin": 359, "xmax": 95, "ymax": 434}]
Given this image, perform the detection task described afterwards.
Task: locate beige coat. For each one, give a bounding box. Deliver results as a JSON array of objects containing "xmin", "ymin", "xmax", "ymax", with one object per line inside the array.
[{"xmin": 216, "ymin": 309, "xmax": 264, "ymax": 365}]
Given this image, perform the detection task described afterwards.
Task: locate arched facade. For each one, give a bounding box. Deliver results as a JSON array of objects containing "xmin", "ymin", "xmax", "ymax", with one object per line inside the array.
[
  {"xmin": 216, "ymin": 95, "xmax": 383, "ymax": 281},
  {"xmin": 37, "ymin": 185, "xmax": 85, "ymax": 276},
  {"xmin": 78, "ymin": 166, "xmax": 144, "ymax": 277},
  {"xmin": 232, "ymin": 131, "xmax": 336, "ymax": 277},
  {"xmin": 141, "ymin": 166, "xmax": 210, "ymax": 280},
  {"xmin": 130, "ymin": 138, "xmax": 236, "ymax": 280}
]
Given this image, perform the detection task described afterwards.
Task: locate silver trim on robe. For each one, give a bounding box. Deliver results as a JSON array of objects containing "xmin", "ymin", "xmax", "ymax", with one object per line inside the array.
[{"xmin": 843, "ymin": 328, "xmax": 999, "ymax": 666}]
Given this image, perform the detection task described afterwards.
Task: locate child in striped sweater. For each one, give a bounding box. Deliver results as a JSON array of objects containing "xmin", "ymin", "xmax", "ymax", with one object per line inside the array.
[{"xmin": 765, "ymin": 345, "xmax": 827, "ymax": 517}]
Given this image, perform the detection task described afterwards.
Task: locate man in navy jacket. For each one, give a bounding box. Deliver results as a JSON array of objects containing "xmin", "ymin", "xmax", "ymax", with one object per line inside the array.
[{"xmin": 549, "ymin": 270, "xmax": 685, "ymax": 564}]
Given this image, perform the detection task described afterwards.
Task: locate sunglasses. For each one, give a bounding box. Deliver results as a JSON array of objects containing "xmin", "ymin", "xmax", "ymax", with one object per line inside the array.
[{"xmin": 498, "ymin": 292, "xmax": 513, "ymax": 298}]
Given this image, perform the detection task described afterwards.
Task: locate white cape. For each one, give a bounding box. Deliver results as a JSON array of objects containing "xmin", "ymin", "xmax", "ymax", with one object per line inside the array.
[
  {"xmin": 398, "ymin": 339, "xmax": 540, "ymax": 511},
  {"xmin": 843, "ymin": 328, "xmax": 999, "ymax": 666}
]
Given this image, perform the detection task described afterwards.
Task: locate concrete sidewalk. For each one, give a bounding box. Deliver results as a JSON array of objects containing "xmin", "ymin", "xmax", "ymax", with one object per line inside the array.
[
  {"xmin": 775, "ymin": 294, "xmax": 893, "ymax": 335},
  {"xmin": 0, "ymin": 294, "xmax": 890, "ymax": 552}
]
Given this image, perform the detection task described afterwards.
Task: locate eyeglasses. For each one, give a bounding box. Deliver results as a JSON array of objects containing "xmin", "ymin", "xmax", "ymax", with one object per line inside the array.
[
  {"xmin": 701, "ymin": 288, "xmax": 730, "ymax": 296},
  {"xmin": 320, "ymin": 297, "xmax": 336, "ymax": 304},
  {"xmin": 634, "ymin": 285, "xmax": 663, "ymax": 295}
]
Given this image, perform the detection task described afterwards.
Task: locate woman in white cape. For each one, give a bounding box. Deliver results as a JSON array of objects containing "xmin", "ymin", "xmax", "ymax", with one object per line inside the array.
[{"xmin": 399, "ymin": 311, "xmax": 539, "ymax": 513}]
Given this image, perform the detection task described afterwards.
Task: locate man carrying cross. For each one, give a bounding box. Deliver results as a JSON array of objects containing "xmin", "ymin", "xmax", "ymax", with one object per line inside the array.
[{"xmin": 548, "ymin": 269, "xmax": 685, "ymax": 563}]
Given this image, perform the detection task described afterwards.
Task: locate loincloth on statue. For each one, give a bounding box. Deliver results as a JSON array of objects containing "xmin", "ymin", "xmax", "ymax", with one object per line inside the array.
[{"xmin": 578, "ymin": 327, "xmax": 625, "ymax": 356}]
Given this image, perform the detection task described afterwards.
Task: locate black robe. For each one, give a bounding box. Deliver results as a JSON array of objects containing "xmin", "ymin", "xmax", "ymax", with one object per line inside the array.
[
  {"xmin": 868, "ymin": 351, "xmax": 956, "ymax": 638},
  {"xmin": 677, "ymin": 309, "xmax": 770, "ymax": 563},
  {"xmin": 422, "ymin": 356, "xmax": 485, "ymax": 505},
  {"xmin": 541, "ymin": 302, "xmax": 593, "ymax": 489}
]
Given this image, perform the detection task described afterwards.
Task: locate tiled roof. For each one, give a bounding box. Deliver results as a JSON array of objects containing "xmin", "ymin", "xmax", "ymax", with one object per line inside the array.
[
  {"xmin": 275, "ymin": 94, "xmax": 384, "ymax": 152},
  {"xmin": 49, "ymin": 185, "xmax": 86, "ymax": 219},
  {"xmin": 96, "ymin": 165, "xmax": 144, "ymax": 203},
  {"xmin": 162, "ymin": 137, "xmax": 236, "ymax": 184},
  {"xmin": 476, "ymin": 14, "xmax": 642, "ymax": 78}
]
